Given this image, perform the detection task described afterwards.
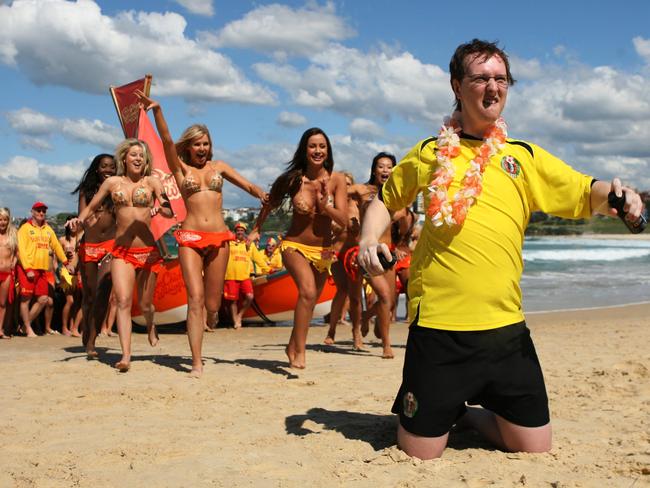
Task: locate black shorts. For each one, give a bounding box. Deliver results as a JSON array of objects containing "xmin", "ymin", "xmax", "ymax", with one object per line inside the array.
[{"xmin": 392, "ymin": 321, "xmax": 549, "ymax": 437}]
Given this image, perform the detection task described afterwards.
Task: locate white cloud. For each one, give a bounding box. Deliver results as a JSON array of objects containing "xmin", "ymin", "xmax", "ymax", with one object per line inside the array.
[
  {"xmin": 5, "ymin": 108, "xmax": 57, "ymax": 135},
  {"xmin": 277, "ymin": 111, "xmax": 307, "ymax": 128},
  {"xmin": 0, "ymin": 155, "xmax": 88, "ymax": 215},
  {"xmin": 0, "ymin": 0, "xmax": 275, "ymax": 104},
  {"xmin": 633, "ymin": 36, "xmax": 650, "ymax": 64},
  {"xmin": 174, "ymin": 0, "xmax": 214, "ymax": 17},
  {"xmin": 255, "ymin": 44, "xmax": 452, "ymax": 125},
  {"xmin": 20, "ymin": 137, "xmax": 53, "ymax": 152},
  {"xmin": 6, "ymin": 108, "xmax": 122, "ymax": 150},
  {"xmin": 216, "ymin": 131, "xmax": 411, "ymax": 202},
  {"xmin": 349, "ymin": 118, "xmax": 384, "ymax": 140},
  {"xmin": 510, "ymin": 55, "xmax": 543, "ymax": 80},
  {"xmin": 201, "ymin": 2, "xmax": 354, "ymax": 58},
  {"xmin": 505, "ymin": 59, "xmax": 650, "ymax": 189}
]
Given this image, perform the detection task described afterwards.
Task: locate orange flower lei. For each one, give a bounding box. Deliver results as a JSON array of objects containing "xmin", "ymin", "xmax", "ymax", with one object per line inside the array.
[{"xmin": 426, "ymin": 115, "xmax": 507, "ymax": 227}]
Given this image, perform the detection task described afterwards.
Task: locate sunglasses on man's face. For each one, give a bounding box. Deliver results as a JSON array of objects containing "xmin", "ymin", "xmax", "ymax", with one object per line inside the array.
[{"xmin": 34, "ymin": 208, "xmax": 47, "ymax": 213}]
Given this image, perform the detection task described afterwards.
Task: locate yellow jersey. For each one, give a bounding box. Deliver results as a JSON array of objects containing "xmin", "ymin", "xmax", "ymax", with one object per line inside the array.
[{"xmin": 382, "ymin": 136, "xmax": 593, "ymax": 331}]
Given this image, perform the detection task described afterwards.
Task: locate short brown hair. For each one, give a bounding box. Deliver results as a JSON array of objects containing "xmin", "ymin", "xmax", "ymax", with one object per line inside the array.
[{"xmin": 449, "ymin": 39, "xmax": 516, "ymax": 111}]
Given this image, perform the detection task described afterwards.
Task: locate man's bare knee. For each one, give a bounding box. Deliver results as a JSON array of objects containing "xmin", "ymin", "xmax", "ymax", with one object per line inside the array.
[
  {"xmin": 397, "ymin": 423, "xmax": 448, "ymax": 460},
  {"xmin": 496, "ymin": 416, "xmax": 552, "ymax": 453}
]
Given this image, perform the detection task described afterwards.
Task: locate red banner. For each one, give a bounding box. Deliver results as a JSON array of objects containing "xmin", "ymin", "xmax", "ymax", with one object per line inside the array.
[
  {"xmin": 109, "ymin": 75, "xmax": 152, "ymax": 138},
  {"xmin": 138, "ymin": 108, "xmax": 186, "ymax": 240}
]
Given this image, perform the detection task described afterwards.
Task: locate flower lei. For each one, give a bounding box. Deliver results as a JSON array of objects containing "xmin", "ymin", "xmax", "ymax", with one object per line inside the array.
[{"xmin": 426, "ymin": 115, "xmax": 508, "ymax": 227}]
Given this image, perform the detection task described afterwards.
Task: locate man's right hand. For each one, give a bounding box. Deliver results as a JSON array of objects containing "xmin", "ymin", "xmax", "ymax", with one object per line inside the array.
[
  {"xmin": 358, "ymin": 241, "xmax": 392, "ymax": 276},
  {"xmin": 26, "ymin": 270, "xmax": 35, "ymax": 280}
]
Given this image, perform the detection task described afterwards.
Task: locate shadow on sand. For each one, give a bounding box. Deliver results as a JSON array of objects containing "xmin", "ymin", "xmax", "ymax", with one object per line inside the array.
[
  {"xmin": 285, "ymin": 407, "xmax": 497, "ymax": 453},
  {"xmin": 61, "ymin": 345, "xmax": 299, "ymax": 378}
]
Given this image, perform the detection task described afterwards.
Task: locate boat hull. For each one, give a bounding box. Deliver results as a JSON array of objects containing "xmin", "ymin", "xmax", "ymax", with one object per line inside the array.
[{"xmin": 132, "ymin": 259, "xmax": 335, "ymax": 325}]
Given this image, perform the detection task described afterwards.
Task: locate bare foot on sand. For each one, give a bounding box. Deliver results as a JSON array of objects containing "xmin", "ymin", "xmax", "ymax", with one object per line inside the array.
[
  {"xmin": 25, "ymin": 329, "xmax": 37, "ymax": 338},
  {"xmin": 204, "ymin": 325, "xmax": 215, "ymax": 333},
  {"xmin": 86, "ymin": 349, "xmax": 99, "ymax": 360},
  {"xmin": 147, "ymin": 324, "xmax": 159, "ymax": 347},
  {"xmin": 323, "ymin": 334, "xmax": 335, "ymax": 345},
  {"xmin": 381, "ymin": 346, "xmax": 394, "ymax": 359},
  {"xmin": 285, "ymin": 345, "xmax": 305, "ymax": 369},
  {"xmin": 189, "ymin": 368, "xmax": 203, "ymax": 378},
  {"xmin": 114, "ymin": 360, "xmax": 130, "ymax": 372}
]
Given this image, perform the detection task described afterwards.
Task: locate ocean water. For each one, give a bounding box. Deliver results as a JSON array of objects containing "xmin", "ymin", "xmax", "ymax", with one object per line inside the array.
[{"xmin": 521, "ymin": 237, "xmax": 650, "ymax": 312}]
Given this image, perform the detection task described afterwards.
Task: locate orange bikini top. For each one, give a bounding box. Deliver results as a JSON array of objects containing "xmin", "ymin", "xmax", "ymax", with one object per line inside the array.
[
  {"xmin": 111, "ymin": 178, "xmax": 154, "ymax": 208},
  {"xmin": 180, "ymin": 165, "xmax": 223, "ymax": 196}
]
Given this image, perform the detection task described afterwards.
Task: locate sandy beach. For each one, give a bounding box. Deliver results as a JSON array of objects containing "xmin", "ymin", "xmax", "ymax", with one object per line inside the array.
[{"xmin": 1, "ymin": 303, "xmax": 649, "ymax": 488}]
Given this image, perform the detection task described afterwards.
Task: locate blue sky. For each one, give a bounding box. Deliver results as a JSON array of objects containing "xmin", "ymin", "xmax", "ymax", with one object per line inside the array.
[{"xmin": 1, "ymin": 0, "xmax": 649, "ymax": 215}]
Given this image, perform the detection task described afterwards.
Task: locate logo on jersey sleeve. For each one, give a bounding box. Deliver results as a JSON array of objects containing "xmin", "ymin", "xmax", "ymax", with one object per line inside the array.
[{"xmin": 500, "ymin": 155, "xmax": 521, "ymax": 179}]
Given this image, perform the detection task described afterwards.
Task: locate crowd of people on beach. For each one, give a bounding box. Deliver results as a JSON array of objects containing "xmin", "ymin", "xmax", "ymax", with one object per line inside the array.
[
  {"xmin": 1, "ymin": 38, "xmax": 646, "ymax": 460},
  {"xmin": 0, "ymin": 91, "xmax": 420, "ymax": 376}
]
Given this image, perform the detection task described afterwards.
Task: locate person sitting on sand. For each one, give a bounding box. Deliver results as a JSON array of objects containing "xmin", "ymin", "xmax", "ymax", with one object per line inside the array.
[
  {"xmin": 68, "ymin": 139, "xmax": 174, "ymax": 372},
  {"xmin": 358, "ymin": 38, "xmax": 645, "ymax": 460},
  {"xmin": 250, "ymin": 128, "xmax": 348, "ymax": 369}
]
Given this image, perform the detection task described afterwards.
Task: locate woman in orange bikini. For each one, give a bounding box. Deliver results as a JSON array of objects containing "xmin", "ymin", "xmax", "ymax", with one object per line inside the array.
[
  {"xmin": 137, "ymin": 91, "xmax": 267, "ymax": 377},
  {"xmin": 72, "ymin": 153, "xmax": 117, "ymax": 357},
  {"xmin": 0, "ymin": 207, "xmax": 17, "ymax": 339},
  {"xmin": 69, "ymin": 139, "xmax": 174, "ymax": 372},
  {"xmin": 349, "ymin": 152, "xmax": 398, "ymax": 359},
  {"xmin": 251, "ymin": 128, "xmax": 347, "ymax": 369}
]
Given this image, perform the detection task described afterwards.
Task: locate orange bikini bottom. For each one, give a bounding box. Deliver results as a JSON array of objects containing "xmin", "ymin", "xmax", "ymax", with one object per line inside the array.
[
  {"xmin": 112, "ymin": 245, "xmax": 163, "ymax": 272},
  {"xmin": 174, "ymin": 229, "xmax": 235, "ymax": 250},
  {"xmin": 79, "ymin": 240, "xmax": 115, "ymax": 263}
]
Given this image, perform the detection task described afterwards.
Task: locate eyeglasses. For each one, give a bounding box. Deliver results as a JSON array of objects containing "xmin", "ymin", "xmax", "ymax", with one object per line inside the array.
[
  {"xmin": 466, "ymin": 74, "xmax": 509, "ymax": 88},
  {"xmin": 33, "ymin": 208, "xmax": 47, "ymax": 214}
]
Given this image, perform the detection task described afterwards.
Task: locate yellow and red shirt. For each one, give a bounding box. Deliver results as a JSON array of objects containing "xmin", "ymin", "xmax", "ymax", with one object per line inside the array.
[
  {"xmin": 382, "ymin": 136, "xmax": 593, "ymax": 331},
  {"xmin": 17, "ymin": 219, "xmax": 67, "ymax": 271},
  {"xmin": 225, "ymin": 239, "xmax": 254, "ymax": 281}
]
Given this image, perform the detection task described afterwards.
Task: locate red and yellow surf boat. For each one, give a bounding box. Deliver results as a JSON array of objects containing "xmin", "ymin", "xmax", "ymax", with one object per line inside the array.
[{"xmin": 132, "ymin": 259, "xmax": 336, "ymax": 326}]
